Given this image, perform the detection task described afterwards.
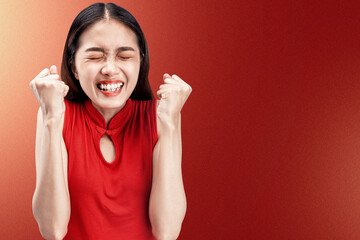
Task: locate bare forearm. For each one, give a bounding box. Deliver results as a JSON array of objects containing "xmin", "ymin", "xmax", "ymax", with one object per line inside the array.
[
  {"xmin": 150, "ymin": 116, "xmax": 187, "ymax": 239},
  {"xmin": 32, "ymin": 116, "xmax": 70, "ymax": 239}
]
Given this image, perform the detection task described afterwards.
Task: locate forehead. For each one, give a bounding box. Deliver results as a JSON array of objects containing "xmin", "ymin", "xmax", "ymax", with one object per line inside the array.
[{"xmin": 77, "ymin": 19, "xmax": 138, "ymax": 51}]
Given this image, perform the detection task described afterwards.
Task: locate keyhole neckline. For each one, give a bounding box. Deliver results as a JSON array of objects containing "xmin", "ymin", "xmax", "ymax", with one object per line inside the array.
[{"xmin": 84, "ymin": 98, "xmax": 134, "ymax": 132}]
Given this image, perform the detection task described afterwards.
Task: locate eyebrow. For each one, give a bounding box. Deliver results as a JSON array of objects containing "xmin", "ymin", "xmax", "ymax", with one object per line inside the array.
[{"xmin": 85, "ymin": 46, "xmax": 136, "ymax": 53}]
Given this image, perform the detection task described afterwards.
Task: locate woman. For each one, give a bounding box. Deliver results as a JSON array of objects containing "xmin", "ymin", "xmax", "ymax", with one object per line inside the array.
[{"xmin": 29, "ymin": 3, "xmax": 190, "ymax": 240}]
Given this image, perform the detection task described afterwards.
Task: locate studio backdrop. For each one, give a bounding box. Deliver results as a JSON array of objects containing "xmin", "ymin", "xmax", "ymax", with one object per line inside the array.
[{"xmin": 1, "ymin": 0, "xmax": 360, "ymax": 239}]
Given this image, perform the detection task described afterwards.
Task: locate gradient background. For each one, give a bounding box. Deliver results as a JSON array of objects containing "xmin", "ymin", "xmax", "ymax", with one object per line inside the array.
[{"xmin": 1, "ymin": 0, "xmax": 360, "ymax": 239}]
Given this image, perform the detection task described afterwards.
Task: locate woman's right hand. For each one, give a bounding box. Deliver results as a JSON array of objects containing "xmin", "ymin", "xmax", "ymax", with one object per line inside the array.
[{"xmin": 29, "ymin": 65, "xmax": 69, "ymax": 119}]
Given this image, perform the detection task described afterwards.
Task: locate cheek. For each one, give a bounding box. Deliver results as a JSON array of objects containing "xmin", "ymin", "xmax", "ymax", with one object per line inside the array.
[
  {"xmin": 78, "ymin": 64, "xmax": 97, "ymax": 80},
  {"xmin": 77, "ymin": 67, "xmax": 97, "ymax": 91},
  {"xmin": 126, "ymin": 62, "xmax": 141, "ymax": 82}
]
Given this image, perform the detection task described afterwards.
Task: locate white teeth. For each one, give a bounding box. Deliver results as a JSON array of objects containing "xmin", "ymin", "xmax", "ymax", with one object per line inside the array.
[{"xmin": 98, "ymin": 82, "xmax": 124, "ymax": 92}]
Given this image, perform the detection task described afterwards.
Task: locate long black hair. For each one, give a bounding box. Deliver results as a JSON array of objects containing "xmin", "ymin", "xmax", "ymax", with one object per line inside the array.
[{"xmin": 61, "ymin": 3, "xmax": 153, "ymax": 102}]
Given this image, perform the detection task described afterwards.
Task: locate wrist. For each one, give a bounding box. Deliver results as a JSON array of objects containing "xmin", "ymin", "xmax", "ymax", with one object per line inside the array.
[
  {"xmin": 41, "ymin": 103, "xmax": 65, "ymax": 121},
  {"xmin": 157, "ymin": 113, "xmax": 180, "ymax": 130},
  {"xmin": 42, "ymin": 112, "xmax": 64, "ymax": 128}
]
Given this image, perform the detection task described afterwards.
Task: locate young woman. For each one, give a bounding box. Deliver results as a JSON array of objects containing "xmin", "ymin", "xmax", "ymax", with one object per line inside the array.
[{"xmin": 29, "ymin": 3, "xmax": 190, "ymax": 240}]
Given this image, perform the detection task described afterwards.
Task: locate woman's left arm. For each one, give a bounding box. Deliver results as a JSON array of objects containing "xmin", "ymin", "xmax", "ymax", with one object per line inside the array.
[{"xmin": 149, "ymin": 74, "xmax": 192, "ymax": 240}]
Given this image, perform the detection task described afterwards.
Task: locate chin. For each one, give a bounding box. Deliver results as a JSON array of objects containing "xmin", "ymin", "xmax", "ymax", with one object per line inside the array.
[{"xmin": 93, "ymin": 96, "xmax": 128, "ymax": 110}]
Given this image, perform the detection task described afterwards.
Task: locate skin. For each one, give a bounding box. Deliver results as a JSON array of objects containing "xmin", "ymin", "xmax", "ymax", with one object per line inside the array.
[
  {"xmin": 73, "ymin": 19, "xmax": 141, "ymax": 123},
  {"xmin": 30, "ymin": 66, "xmax": 70, "ymax": 240},
  {"xmin": 30, "ymin": 18, "xmax": 191, "ymax": 240}
]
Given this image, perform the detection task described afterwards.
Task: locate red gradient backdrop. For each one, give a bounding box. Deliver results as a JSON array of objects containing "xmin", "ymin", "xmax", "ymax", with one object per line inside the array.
[{"xmin": 1, "ymin": 0, "xmax": 360, "ymax": 239}]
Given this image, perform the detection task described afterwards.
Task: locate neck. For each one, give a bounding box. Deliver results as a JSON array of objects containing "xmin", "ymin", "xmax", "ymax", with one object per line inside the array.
[
  {"xmin": 101, "ymin": 110, "xmax": 118, "ymax": 127},
  {"xmin": 91, "ymin": 102, "xmax": 126, "ymax": 128}
]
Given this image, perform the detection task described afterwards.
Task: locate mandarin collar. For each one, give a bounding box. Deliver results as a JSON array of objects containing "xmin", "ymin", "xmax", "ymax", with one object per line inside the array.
[{"xmin": 84, "ymin": 99, "xmax": 133, "ymax": 135}]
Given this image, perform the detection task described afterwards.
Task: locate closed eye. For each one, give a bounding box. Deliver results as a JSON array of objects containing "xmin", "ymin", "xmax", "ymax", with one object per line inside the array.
[
  {"xmin": 118, "ymin": 56, "xmax": 131, "ymax": 60},
  {"xmin": 87, "ymin": 57, "xmax": 103, "ymax": 60}
]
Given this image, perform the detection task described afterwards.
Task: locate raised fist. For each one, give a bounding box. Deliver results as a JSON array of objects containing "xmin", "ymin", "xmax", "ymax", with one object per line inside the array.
[
  {"xmin": 156, "ymin": 73, "xmax": 192, "ymax": 123},
  {"xmin": 29, "ymin": 65, "xmax": 69, "ymax": 118}
]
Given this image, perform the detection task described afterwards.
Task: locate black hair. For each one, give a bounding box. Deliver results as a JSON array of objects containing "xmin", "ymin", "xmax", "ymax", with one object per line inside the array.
[{"xmin": 61, "ymin": 2, "xmax": 153, "ymax": 101}]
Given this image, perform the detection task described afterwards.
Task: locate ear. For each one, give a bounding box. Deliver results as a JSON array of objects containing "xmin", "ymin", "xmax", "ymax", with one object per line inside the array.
[
  {"xmin": 140, "ymin": 53, "xmax": 145, "ymax": 62},
  {"xmin": 71, "ymin": 65, "xmax": 79, "ymax": 80}
]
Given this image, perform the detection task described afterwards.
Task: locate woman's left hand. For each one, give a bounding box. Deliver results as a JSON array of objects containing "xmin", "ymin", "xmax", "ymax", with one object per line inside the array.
[{"xmin": 156, "ymin": 73, "xmax": 192, "ymax": 124}]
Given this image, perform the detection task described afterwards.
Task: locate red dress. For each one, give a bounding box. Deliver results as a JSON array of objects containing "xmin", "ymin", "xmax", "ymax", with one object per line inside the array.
[{"xmin": 62, "ymin": 98, "xmax": 157, "ymax": 240}]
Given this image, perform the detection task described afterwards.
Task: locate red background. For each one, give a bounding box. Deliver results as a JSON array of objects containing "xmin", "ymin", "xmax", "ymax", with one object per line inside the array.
[{"xmin": 1, "ymin": 0, "xmax": 360, "ymax": 239}]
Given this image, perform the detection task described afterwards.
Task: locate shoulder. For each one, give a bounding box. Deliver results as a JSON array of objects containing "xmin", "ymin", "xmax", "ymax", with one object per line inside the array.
[
  {"xmin": 131, "ymin": 99, "xmax": 159, "ymax": 146},
  {"xmin": 131, "ymin": 99, "xmax": 158, "ymax": 122},
  {"xmin": 64, "ymin": 100, "xmax": 85, "ymax": 117},
  {"xmin": 131, "ymin": 99, "xmax": 157, "ymax": 124},
  {"xmin": 64, "ymin": 99, "xmax": 81, "ymax": 110},
  {"xmin": 131, "ymin": 99, "xmax": 157, "ymax": 112},
  {"xmin": 63, "ymin": 100, "xmax": 85, "ymax": 133}
]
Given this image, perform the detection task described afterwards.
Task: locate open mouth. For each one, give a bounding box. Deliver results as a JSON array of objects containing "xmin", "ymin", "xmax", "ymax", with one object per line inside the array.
[{"xmin": 97, "ymin": 82, "xmax": 124, "ymax": 92}]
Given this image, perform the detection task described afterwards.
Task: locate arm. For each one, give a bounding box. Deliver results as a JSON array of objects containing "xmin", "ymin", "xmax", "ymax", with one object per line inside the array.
[
  {"xmin": 30, "ymin": 66, "xmax": 70, "ymax": 240},
  {"xmin": 149, "ymin": 74, "xmax": 191, "ymax": 240},
  {"xmin": 149, "ymin": 112, "xmax": 186, "ymax": 240}
]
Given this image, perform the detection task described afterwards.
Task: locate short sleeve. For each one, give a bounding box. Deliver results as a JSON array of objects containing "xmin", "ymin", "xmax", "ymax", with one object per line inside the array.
[
  {"xmin": 63, "ymin": 100, "xmax": 74, "ymax": 152},
  {"xmin": 149, "ymin": 99, "xmax": 158, "ymax": 149}
]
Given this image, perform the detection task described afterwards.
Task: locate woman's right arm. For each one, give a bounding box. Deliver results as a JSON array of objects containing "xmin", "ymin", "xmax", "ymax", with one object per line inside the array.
[{"xmin": 30, "ymin": 66, "xmax": 70, "ymax": 240}]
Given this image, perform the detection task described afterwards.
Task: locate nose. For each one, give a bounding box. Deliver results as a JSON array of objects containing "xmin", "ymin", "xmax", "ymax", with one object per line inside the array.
[{"xmin": 101, "ymin": 59, "xmax": 120, "ymax": 76}]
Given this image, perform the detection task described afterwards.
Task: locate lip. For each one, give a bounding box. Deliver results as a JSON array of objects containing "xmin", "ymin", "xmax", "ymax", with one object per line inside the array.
[
  {"xmin": 96, "ymin": 80, "xmax": 124, "ymax": 97},
  {"xmin": 99, "ymin": 88, "xmax": 122, "ymax": 96},
  {"xmin": 97, "ymin": 80, "xmax": 124, "ymax": 84}
]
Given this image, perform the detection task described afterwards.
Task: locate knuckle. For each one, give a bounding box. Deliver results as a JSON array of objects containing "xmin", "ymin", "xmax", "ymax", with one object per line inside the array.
[
  {"xmin": 37, "ymin": 82, "xmax": 46, "ymax": 89},
  {"xmin": 41, "ymin": 81, "xmax": 55, "ymax": 89},
  {"xmin": 34, "ymin": 79, "xmax": 42, "ymax": 86}
]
